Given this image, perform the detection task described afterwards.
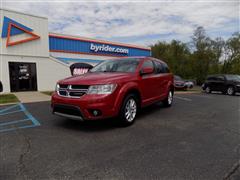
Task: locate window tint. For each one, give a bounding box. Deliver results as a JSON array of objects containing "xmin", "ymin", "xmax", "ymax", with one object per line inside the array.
[
  {"xmin": 153, "ymin": 61, "xmax": 169, "ymax": 74},
  {"xmin": 142, "ymin": 60, "xmax": 154, "ymax": 69},
  {"xmin": 162, "ymin": 63, "xmax": 170, "ymax": 73},
  {"xmin": 216, "ymin": 76, "xmax": 224, "ymax": 81},
  {"xmin": 207, "ymin": 76, "xmax": 224, "ymax": 81},
  {"xmin": 91, "ymin": 58, "xmax": 140, "ymax": 73},
  {"xmin": 154, "ymin": 61, "xmax": 163, "ymax": 73},
  {"xmin": 225, "ymin": 75, "xmax": 240, "ymax": 81},
  {"xmin": 174, "ymin": 75, "xmax": 182, "ymax": 81},
  {"xmin": 207, "ymin": 76, "xmax": 216, "ymax": 81}
]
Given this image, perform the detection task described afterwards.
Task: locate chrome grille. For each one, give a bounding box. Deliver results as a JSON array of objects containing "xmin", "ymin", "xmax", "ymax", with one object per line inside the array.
[{"xmin": 58, "ymin": 84, "xmax": 89, "ymax": 98}]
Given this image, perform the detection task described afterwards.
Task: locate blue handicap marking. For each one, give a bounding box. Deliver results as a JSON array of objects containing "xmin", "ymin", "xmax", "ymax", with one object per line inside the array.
[{"xmin": 0, "ymin": 103, "xmax": 41, "ymax": 133}]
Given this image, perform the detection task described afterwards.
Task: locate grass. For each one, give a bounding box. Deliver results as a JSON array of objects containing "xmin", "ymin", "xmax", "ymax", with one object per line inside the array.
[
  {"xmin": 0, "ymin": 94, "xmax": 19, "ymax": 104},
  {"xmin": 189, "ymin": 86, "xmax": 202, "ymax": 92},
  {"xmin": 41, "ymin": 91, "xmax": 54, "ymax": 96}
]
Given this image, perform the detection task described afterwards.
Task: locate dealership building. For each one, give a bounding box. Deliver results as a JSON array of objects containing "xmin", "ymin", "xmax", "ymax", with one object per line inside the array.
[{"xmin": 0, "ymin": 8, "xmax": 151, "ymax": 93}]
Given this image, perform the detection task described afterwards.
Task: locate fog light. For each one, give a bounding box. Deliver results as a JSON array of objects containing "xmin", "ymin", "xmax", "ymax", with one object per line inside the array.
[
  {"xmin": 90, "ymin": 109, "xmax": 102, "ymax": 116},
  {"xmin": 93, "ymin": 110, "xmax": 98, "ymax": 116}
]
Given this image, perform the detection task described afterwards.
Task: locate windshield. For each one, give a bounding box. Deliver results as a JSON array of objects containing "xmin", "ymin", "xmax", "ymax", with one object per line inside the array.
[
  {"xmin": 90, "ymin": 58, "xmax": 140, "ymax": 73},
  {"xmin": 225, "ymin": 75, "xmax": 240, "ymax": 81},
  {"xmin": 174, "ymin": 75, "xmax": 182, "ymax": 81}
]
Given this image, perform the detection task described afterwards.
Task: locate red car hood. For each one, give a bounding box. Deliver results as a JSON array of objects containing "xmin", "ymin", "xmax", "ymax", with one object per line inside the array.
[{"xmin": 58, "ymin": 72, "xmax": 134, "ymax": 85}]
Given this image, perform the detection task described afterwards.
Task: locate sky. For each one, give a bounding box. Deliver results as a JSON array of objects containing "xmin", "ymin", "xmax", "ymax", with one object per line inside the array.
[{"xmin": 1, "ymin": 0, "xmax": 239, "ymax": 46}]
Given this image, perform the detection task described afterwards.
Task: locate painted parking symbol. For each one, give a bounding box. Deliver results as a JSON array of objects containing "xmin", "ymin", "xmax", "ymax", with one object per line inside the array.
[{"xmin": 0, "ymin": 103, "xmax": 40, "ymax": 133}]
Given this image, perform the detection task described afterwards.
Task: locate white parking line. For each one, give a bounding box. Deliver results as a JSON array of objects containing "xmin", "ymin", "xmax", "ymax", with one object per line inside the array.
[{"xmin": 174, "ymin": 96, "xmax": 192, "ymax": 102}]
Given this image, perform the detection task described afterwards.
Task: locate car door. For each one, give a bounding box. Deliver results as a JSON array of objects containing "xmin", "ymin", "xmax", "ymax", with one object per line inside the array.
[
  {"xmin": 207, "ymin": 76, "xmax": 217, "ymax": 91},
  {"xmin": 215, "ymin": 75, "xmax": 225, "ymax": 91},
  {"xmin": 139, "ymin": 60, "xmax": 158, "ymax": 104},
  {"xmin": 153, "ymin": 60, "xmax": 169, "ymax": 99}
]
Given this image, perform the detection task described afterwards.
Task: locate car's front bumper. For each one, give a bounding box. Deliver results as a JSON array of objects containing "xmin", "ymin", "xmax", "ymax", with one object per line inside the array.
[{"xmin": 51, "ymin": 92, "xmax": 119, "ymax": 120}]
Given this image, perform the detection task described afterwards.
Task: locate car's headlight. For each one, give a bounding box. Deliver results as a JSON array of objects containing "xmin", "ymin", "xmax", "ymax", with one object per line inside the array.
[
  {"xmin": 87, "ymin": 84, "xmax": 117, "ymax": 94},
  {"xmin": 236, "ymin": 84, "xmax": 240, "ymax": 87},
  {"xmin": 55, "ymin": 83, "xmax": 60, "ymax": 91}
]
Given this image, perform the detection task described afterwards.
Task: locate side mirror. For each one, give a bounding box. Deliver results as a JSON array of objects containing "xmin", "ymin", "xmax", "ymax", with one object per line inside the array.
[{"xmin": 140, "ymin": 67, "xmax": 154, "ymax": 75}]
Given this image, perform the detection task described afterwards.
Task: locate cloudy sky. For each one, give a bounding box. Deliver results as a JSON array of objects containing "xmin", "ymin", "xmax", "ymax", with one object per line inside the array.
[{"xmin": 1, "ymin": 0, "xmax": 239, "ymax": 46}]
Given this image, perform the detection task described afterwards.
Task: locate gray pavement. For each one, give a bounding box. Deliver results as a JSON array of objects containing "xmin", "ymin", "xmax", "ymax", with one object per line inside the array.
[{"xmin": 0, "ymin": 93, "xmax": 239, "ymax": 180}]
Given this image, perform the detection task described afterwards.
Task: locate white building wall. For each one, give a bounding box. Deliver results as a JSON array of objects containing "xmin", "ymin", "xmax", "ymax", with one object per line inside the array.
[
  {"xmin": 0, "ymin": 9, "xmax": 49, "ymax": 57},
  {"xmin": 1, "ymin": 55, "xmax": 70, "ymax": 93}
]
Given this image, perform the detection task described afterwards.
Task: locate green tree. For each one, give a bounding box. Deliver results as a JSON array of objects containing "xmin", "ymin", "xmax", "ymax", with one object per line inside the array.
[
  {"xmin": 151, "ymin": 40, "xmax": 190, "ymax": 78},
  {"xmin": 150, "ymin": 27, "xmax": 239, "ymax": 84},
  {"xmin": 222, "ymin": 32, "xmax": 240, "ymax": 74},
  {"xmin": 191, "ymin": 26, "xmax": 216, "ymax": 84}
]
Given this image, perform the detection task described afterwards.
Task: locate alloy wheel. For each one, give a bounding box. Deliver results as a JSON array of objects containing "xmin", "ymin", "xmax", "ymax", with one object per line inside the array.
[
  {"xmin": 168, "ymin": 91, "xmax": 173, "ymax": 105},
  {"xmin": 206, "ymin": 87, "xmax": 211, "ymax": 93},
  {"xmin": 227, "ymin": 87, "xmax": 234, "ymax": 95},
  {"xmin": 125, "ymin": 98, "xmax": 137, "ymax": 122}
]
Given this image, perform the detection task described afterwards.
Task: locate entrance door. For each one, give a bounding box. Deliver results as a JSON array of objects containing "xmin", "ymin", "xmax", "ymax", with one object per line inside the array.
[{"xmin": 9, "ymin": 62, "xmax": 37, "ymax": 92}]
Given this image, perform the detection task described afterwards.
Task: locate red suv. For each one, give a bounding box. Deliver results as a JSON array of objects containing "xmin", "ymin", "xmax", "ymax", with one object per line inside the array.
[{"xmin": 51, "ymin": 57, "xmax": 174, "ymax": 126}]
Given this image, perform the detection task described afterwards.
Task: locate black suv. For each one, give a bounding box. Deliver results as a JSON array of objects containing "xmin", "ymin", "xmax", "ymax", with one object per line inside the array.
[{"xmin": 202, "ymin": 74, "xmax": 240, "ymax": 95}]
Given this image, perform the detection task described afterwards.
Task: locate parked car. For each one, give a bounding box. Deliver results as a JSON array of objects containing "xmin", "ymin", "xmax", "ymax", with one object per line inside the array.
[
  {"xmin": 0, "ymin": 81, "xmax": 2, "ymax": 92},
  {"xmin": 185, "ymin": 81, "xmax": 194, "ymax": 89},
  {"xmin": 174, "ymin": 75, "xmax": 187, "ymax": 90},
  {"xmin": 202, "ymin": 74, "xmax": 240, "ymax": 95},
  {"xmin": 51, "ymin": 57, "xmax": 174, "ymax": 126}
]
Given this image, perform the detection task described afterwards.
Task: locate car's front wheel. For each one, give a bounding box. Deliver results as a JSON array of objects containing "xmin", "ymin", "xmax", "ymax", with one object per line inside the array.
[
  {"xmin": 205, "ymin": 86, "xmax": 211, "ymax": 93},
  {"xmin": 119, "ymin": 94, "xmax": 138, "ymax": 126},
  {"xmin": 227, "ymin": 86, "xmax": 235, "ymax": 96},
  {"xmin": 163, "ymin": 90, "xmax": 173, "ymax": 107}
]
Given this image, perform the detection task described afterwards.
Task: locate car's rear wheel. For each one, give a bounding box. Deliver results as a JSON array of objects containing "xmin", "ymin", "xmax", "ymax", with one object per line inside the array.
[
  {"xmin": 163, "ymin": 90, "xmax": 173, "ymax": 107},
  {"xmin": 119, "ymin": 94, "xmax": 138, "ymax": 126},
  {"xmin": 205, "ymin": 86, "xmax": 211, "ymax": 93},
  {"xmin": 227, "ymin": 86, "xmax": 235, "ymax": 96}
]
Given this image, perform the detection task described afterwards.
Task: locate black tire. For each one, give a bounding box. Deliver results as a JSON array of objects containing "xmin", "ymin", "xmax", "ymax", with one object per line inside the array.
[
  {"xmin": 205, "ymin": 86, "xmax": 211, "ymax": 93},
  {"xmin": 226, "ymin": 86, "xmax": 235, "ymax": 96},
  {"xmin": 162, "ymin": 90, "xmax": 173, "ymax": 107},
  {"xmin": 118, "ymin": 94, "xmax": 139, "ymax": 126}
]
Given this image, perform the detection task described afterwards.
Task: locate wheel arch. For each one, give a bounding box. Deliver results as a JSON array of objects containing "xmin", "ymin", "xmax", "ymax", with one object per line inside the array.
[{"xmin": 125, "ymin": 88, "xmax": 141, "ymax": 107}]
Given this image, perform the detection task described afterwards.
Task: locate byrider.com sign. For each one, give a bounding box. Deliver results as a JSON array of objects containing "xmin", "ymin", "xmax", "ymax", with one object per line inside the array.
[{"xmin": 90, "ymin": 43, "xmax": 129, "ymax": 54}]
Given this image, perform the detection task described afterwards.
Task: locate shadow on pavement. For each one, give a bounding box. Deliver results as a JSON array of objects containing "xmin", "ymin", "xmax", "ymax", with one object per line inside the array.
[{"xmin": 55, "ymin": 102, "xmax": 166, "ymax": 132}]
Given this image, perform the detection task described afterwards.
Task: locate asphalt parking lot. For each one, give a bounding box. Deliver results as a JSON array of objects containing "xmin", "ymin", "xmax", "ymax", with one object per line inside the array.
[{"xmin": 0, "ymin": 93, "xmax": 239, "ymax": 180}]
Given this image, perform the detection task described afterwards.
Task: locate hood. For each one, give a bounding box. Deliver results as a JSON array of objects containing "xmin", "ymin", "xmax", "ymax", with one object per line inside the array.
[{"xmin": 58, "ymin": 72, "xmax": 134, "ymax": 85}]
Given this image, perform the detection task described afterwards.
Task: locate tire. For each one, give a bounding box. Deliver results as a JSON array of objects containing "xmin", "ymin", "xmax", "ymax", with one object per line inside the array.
[
  {"xmin": 162, "ymin": 90, "xmax": 173, "ymax": 107},
  {"xmin": 205, "ymin": 86, "xmax": 211, "ymax": 93},
  {"xmin": 119, "ymin": 94, "xmax": 138, "ymax": 126},
  {"xmin": 227, "ymin": 86, "xmax": 235, "ymax": 96}
]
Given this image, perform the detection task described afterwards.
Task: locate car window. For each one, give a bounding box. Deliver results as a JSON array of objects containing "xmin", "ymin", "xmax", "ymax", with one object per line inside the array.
[
  {"xmin": 207, "ymin": 76, "xmax": 216, "ymax": 81},
  {"xmin": 225, "ymin": 75, "xmax": 240, "ymax": 81},
  {"xmin": 153, "ymin": 61, "xmax": 163, "ymax": 73},
  {"xmin": 91, "ymin": 58, "xmax": 140, "ymax": 73},
  {"xmin": 162, "ymin": 63, "xmax": 170, "ymax": 73},
  {"xmin": 174, "ymin": 75, "xmax": 182, "ymax": 81},
  {"xmin": 142, "ymin": 60, "xmax": 154, "ymax": 69},
  {"xmin": 216, "ymin": 76, "xmax": 224, "ymax": 81},
  {"xmin": 153, "ymin": 61, "xmax": 169, "ymax": 74}
]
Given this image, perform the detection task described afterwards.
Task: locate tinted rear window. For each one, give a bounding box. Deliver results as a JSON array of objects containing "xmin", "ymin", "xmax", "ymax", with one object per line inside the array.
[{"xmin": 153, "ymin": 61, "xmax": 170, "ymax": 73}]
